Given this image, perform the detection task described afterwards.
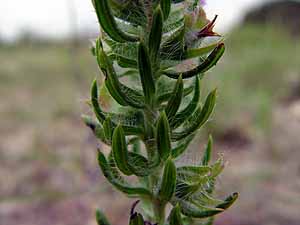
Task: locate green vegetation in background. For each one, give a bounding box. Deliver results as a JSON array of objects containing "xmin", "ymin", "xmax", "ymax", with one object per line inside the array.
[{"xmin": 204, "ymin": 24, "xmax": 300, "ymax": 136}]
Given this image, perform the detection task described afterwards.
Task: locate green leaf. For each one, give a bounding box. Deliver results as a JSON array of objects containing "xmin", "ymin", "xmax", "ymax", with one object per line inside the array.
[
  {"xmin": 90, "ymin": 81, "xmax": 143, "ymax": 136},
  {"xmin": 175, "ymin": 181, "xmax": 203, "ymax": 199},
  {"xmin": 149, "ymin": 7, "xmax": 163, "ymax": 60},
  {"xmin": 156, "ymin": 111, "xmax": 172, "ymax": 161},
  {"xmin": 202, "ymin": 135, "xmax": 213, "ymax": 166},
  {"xmin": 158, "ymin": 159, "xmax": 177, "ymax": 202},
  {"xmin": 131, "ymin": 138, "xmax": 141, "ymax": 154},
  {"xmin": 184, "ymin": 41, "xmax": 223, "ymax": 60},
  {"xmin": 96, "ymin": 209, "xmax": 111, "ymax": 225},
  {"xmin": 91, "ymin": 79, "xmax": 106, "ymax": 124},
  {"xmin": 138, "ymin": 43, "xmax": 156, "ymax": 105},
  {"xmin": 156, "ymin": 83, "xmax": 193, "ymax": 105},
  {"xmin": 160, "ymin": 0, "xmax": 171, "ymax": 20},
  {"xmin": 172, "ymin": 89, "xmax": 217, "ymax": 141},
  {"xmin": 93, "ymin": 0, "xmax": 138, "ymax": 43},
  {"xmin": 82, "ymin": 115, "xmax": 110, "ymax": 145},
  {"xmin": 170, "ymin": 76, "xmax": 200, "ymax": 129},
  {"xmin": 96, "ymin": 39, "xmax": 145, "ymax": 108},
  {"xmin": 216, "ymin": 192, "xmax": 239, "ymax": 210},
  {"xmin": 128, "ymin": 152, "xmax": 153, "ymax": 177},
  {"xmin": 194, "ymin": 192, "xmax": 224, "ymax": 206},
  {"xmin": 112, "ymin": 125, "xmax": 133, "ymax": 175},
  {"xmin": 104, "ymin": 37, "xmax": 138, "ymax": 62},
  {"xmin": 163, "ymin": 43, "xmax": 225, "ymax": 79},
  {"xmin": 211, "ymin": 156, "xmax": 224, "ymax": 178},
  {"xmin": 171, "ymin": 134, "xmax": 195, "ymax": 159},
  {"xmin": 177, "ymin": 166, "xmax": 211, "ymax": 179},
  {"xmin": 176, "ymin": 167, "xmax": 211, "ymax": 188},
  {"xmin": 177, "ymin": 200, "xmax": 224, "ymax": 218},
  {"xmin": 97, "ymin": 150, "xmax": 152, "ymax": 197},
  {"xmin": 103, "ymin": 116, "xmax": 114, "ymax": 142},
  {"xmin": 169, "ymin": 204, "xmax": 183, "ymax": 225},
  {"xmin": 165, "ymin": 75, "xmax": 184, "ymax": 120},
  {"xmin": 109, "ymin": 54, "xmax": 137, "ymax": 69}
]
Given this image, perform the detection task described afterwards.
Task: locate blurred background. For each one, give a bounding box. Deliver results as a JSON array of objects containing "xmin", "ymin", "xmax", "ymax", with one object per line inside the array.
[{"xmin": 0, "ymin": 0, "xmax": 299, "ymax": 225}]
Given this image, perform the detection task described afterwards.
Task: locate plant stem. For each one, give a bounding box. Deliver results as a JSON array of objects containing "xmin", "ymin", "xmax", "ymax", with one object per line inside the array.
[{"xmin": 153, "ymin": 199, "xmax": 166, "ymax": 225}]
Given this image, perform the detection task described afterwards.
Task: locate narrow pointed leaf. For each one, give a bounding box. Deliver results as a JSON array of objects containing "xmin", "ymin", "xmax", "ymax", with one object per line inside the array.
[
  {"xmin": 128, "ymin": 152, "xmax": 154, "ymax": 177},
  {"xmin": 91, "ymin": 79, "xmax": 106, "ymax": 124},
  {"xmin": 160, "ymin": 0, "xmax": 171, "ymax": 20},
  {"xmin": 169, "ymin": 204, "xmax": 183, "ymax": 225},
  {"xmin": 156, "ymin": 111, "xmax": 171, "ymax": 161},
  {"xmin": 149, "ymin": 7, "xmax": 163, "ymax": 60},
  {"xmin": 211, "ymin": 157, "xmax": 224, "ymax": 177},
  {"xmin": 177, "ymin": 166, "xmax": 211, "ymax": 178},
  {"xmin": 163, "ymin": 43, "xmax": 225, "ymax": 79},
  {"xmin": 158, "ymin": 159, "xmax": 177, "ymax": 202},
  {"xmin": 132, "ymin": 138, "xmax": 141, "ymax": 154},
  {"xmin": 97, "ymin": 150, "xmax": 152, "ymax": 197},
  {"xmin": 216, "ymin": 192, "xmax": 239, "ymax": 210},
  {"xmin": 165, "ymin": 75, "xmax": 183, "ymax": 120},
  {"xmin": 96, "ymin": 39, "xmax": 145, "ymax": 108},
  {"xmin": 112, "ymin": 125, "xmax": 133, "ymax": 175},
  {"xmin": 103, "ymin": 116, "xmax": 114, "ymax": 142},
  {"xmin": 138, "ymin": 43, "xmax": 156, "ymax": 105},
  {"xmin": 194, "ymin": 192, "xmax": 224, "ymax": 206},
  {"xmin": 202, "ymin": 135, "xmax": 213, "ymax": 166},
  {"xmin": 184, "ymin": 41, "xmax": 223, "ymax": 59},
  {"xmin": 157, "ymin": 84, "xmax": 193, "ymax": 105},
  {"xmin": 170, "ymin": 76, "xmax": 200, "ymax": 129},
  {"xmin": 93, "ymin": 0, "xmax": 138, "ymax": 43},
  {"xmin": 82, "ymin": 115, "xmax": 110, "ymax": 145},
  {"xmin": 175, "ymin": 181, "xmax": 203, "ymax": 199},
  {"xmin": 172, "ymin": 89, "xmax": 217, "ymax": 141},
  {"xmin": 177, "ymin": 200, "xmax": 224, "ymax": 218},
  {"xmin": 171, "ymin": 134, "xmax": 195, "ymax": 159},
  {"xmin": 110, "ymin": 54, "xmax": 137, "ymax": 68}
]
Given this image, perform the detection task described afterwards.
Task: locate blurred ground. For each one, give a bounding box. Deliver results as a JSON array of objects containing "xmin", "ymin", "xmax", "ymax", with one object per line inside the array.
[{"xmin": 0, "ymin": 23, "xmax": 300, "ymax": 225}]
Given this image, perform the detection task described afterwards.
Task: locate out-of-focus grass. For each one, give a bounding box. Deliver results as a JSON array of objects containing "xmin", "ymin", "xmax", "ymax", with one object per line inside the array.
[
  {"xmin": 205, "ymin": 25, "xmax": 300, "ymax": 136},
  {"xmin": 0, "ymin": 43, "xmax": 97, "ymax": 122}
]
